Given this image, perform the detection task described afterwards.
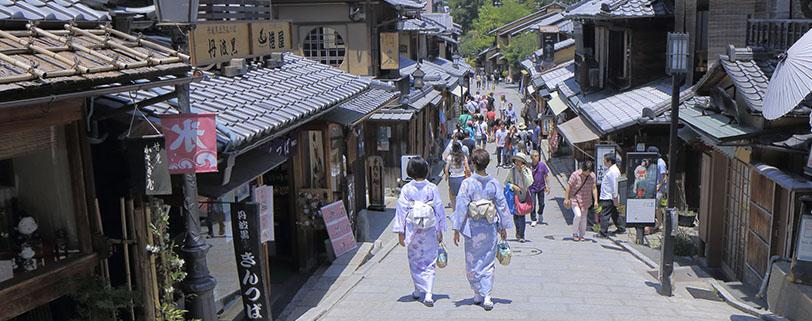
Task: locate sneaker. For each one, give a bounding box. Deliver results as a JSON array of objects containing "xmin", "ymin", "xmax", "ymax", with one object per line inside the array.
[
  {"xmin": 519, "ymin": 238, "xmax": 526, "ymax": 243},
  {"xmin": 483, "ymin": 296, "xmax": 494, "ymax": 310},
  {"xmin": 473, "ymin": 294, "xmax": 483, "ymax": 305},
  {"xmin": 423, "ymin": 293, "xmax": 434, "ymax": 307},
  {"xmin": 530, "ymin": 221, "xmax": 537, "ymax": 227}
]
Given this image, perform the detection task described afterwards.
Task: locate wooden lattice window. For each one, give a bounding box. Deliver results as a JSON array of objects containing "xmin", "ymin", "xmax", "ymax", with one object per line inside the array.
[{"xmin": 303, "ymin": 27, "xmax": 346, "ymax": 67}]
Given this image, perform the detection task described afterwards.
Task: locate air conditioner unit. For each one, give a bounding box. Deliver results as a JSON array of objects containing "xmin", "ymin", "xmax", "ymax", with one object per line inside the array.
[{"xmin": 588, "ymin": 68, "xmax": 600, "ymax": 88}]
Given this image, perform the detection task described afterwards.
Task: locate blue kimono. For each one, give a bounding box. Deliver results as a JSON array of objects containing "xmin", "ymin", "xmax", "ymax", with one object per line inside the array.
[
  {"xmin": 452, "ymin": 174, "xmax": 513, "ymax": 298},
  {"xmin": 393, "ymin": 180, "xmax": 448, "ymax": 294}
]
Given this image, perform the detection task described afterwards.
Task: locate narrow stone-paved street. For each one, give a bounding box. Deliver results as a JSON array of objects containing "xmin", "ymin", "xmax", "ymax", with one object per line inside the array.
[{"xmin": 317, "ymin": 84, "xmax": 748, "ymax": 321}]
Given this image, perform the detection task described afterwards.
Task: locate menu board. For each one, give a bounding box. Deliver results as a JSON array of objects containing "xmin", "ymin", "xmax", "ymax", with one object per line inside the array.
[{"xmin": 321, "ymin": 201, "xmax": 357, "ymax": 258}]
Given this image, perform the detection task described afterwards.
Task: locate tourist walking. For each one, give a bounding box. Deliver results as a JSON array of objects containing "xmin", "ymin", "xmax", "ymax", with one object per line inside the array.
[
  {"xmin": 528, "ymin": 151, "xmax": 550, "ymax": 226},
  {"xmin": 598, "ymin": 153, "xmax": 625, "ymax": 237},
  {"xmin": 393, "ymin": 157, "xmax": 447, "ymax": 306},
  {"xmin": 564, "ymin": 161, "xmax": 598, "ymax": 241},
  {"xmin": 503, "ymin": 103, "xmax": 517, "ymax": 125},
  {"xmin": 452, "ymin": 149, "xmax": 513, "ymax": 311},
  {"xmin": 476, "ymin": 73, "xmax": 482, "ymax": 89},
  {"xmin": 494, "ymin": 121, "xmax": 507, "ymax": 167},
  {"xmin": 475, "ymin": 116, "xmax": 488, "ymax": 148},
  {"xmin": 445, "ymin": 142, "xmax": 470, "ymax": 209},
  {"xmin": 505, "ymin": 152, "xmax": 534, "ymax": 242}
]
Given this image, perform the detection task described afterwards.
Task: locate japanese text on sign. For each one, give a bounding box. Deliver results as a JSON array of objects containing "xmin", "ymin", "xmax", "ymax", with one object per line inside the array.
[
  {"xmin": 189, "ymin": 22, "xmax": 251, "ymax": 66},
  {"xmin": 230, "ymin": 203, "xmax": 272, "ymax": 320},
  {"xmin": 380, "ymin": 32, "xmax": 399, "ymax": 70},
  {"xmin": 162, "ymin": 113, "xmax": 218, "ymax": 174},
  {"xmin": 252, "ymin": 21, "xmax": 293, "ymax": 56}
]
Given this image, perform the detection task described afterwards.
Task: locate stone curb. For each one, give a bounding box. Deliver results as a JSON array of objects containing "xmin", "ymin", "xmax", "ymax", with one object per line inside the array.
[{"xmin": 295, "ymin": 236, "xmax": 400, "ymax": 321}]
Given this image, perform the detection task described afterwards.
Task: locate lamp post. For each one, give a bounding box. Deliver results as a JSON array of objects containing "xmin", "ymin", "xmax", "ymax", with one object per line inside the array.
[
  {"xmin": 413, "ymin": 65, "xmax": 426, "ymax": 89},
  {"xmin": 154, "ymin": 1, "xmax": 217, "ymax": 320},
  {"xmin": 661, "ymin": 32, "xmax": 689, "ymax": 297}
]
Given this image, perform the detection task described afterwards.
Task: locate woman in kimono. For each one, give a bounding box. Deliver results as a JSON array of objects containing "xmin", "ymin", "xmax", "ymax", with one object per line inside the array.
[
  {"xmin": 452, "ymin": 148, "xmax": 513, "ymax": 311},
  {"xmin": 393, "ymin": 157, "xmax": 447, "ymax": 307}
]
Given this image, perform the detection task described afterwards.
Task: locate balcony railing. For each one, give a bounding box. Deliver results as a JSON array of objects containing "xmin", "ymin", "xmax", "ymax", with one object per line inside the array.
[{"xmin": 747, "ymin": 18, "xmax": 812, "ymax": 52}]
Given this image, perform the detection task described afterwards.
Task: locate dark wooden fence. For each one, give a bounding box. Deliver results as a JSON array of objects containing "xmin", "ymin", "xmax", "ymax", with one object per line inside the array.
[
  {"xmin": 198, "ymin": 0, "xmax": 272, "ymax": 21},
  {"xmin": 746, "ymin": 18, "xmax": 812, "ymax": 52}
]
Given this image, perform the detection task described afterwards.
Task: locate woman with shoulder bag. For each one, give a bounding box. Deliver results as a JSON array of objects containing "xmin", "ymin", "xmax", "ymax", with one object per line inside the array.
[
  {"xmin": 451, "ymin": 149, "xmax": 514, "ymax": 311},
  {"xmin": 504, "ymin": 152, "xmax": 534, "ymax": 242},
  {"xmin": 393, "ymin": 158, "xmax": 447, "ymax": 306},
  {"xmin": 564, "ymin": 161, "xmax": 599, "ymax": 242}
]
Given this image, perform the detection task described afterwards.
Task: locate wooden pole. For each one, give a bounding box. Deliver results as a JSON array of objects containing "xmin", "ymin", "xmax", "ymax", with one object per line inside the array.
[
  {"xmin": 120, "ymin": 198, "xmax": 135, "ymax": 321},
  {"xmin": 93, "ymin": 198, "xmax": 110, "ymax": 284}
]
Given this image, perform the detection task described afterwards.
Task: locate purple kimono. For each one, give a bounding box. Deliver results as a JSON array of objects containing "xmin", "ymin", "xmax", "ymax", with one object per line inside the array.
[
  {"xmin": 452, "ymin": 174, "xmax": 513, "ymax": 298},
  {"xmin": 393, "ymin": 180, "xmax": 447, "ymax": 294}
]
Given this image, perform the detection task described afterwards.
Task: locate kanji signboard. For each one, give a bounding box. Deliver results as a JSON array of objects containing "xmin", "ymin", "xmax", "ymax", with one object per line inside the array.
[
  {"xmin": 162, "ymin": 113, "xmax": 218, "ymax": 174},
  {"xmin": 189, "ymin": 22, "xmax": 251, "ymax": 66},
  {"xmin": 230, "ymin": 202, "xmax": 272, "ymax": 321},
  {"xmin": 380, "ymin": 32, "xmax": 399, "ymax": 70},
  {"xmin": 251, "ymin": 21, "xmax": 292, "ymax": 56}
]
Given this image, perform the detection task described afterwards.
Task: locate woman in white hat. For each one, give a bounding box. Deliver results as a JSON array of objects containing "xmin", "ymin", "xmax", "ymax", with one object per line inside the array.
[{"xmin": 505, "ymin": 152, "xmax": 534, "ymax": 242}]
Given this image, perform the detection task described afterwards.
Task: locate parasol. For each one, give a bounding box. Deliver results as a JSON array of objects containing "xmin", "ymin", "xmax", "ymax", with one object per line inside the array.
[{"xmin": 763, "ymin": 29, "xmax": 812, "ymax": 120}]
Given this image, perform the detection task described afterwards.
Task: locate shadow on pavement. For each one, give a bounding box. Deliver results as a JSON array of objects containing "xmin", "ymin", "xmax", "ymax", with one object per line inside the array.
[
  {"xmin": 552, "ymin": 197, "xmax": 574, "ymax": 224},
  {"xmin": 729, "ymin": 315, "xmax": 761, "ymax": 321},
  {"xmin": 453, "ymin": 297, "xmax": 513, "ymax": 307},
  {"xmin": 396, "ymin": 293, "xmax": 451, "ymax": 303}
]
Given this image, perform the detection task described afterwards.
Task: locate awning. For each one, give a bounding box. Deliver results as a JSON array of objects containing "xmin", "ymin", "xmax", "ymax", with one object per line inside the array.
[
  {"xmin": 197, "ymin": 138, "xmax": 289, "ymax": 198},
  {"xmin": 754, "ymin": 163, "xmax": 812, "ymax": 191},
  {"xmin": 679, "ymin": 105, "xmax": 758, "ymax": 143},
  {"xmin": 451, "ymin": 85, "xmax": 463, "ymax": 97},
  {"xmin": 557, "ymin": 116, "xmax": 600, "ymax": 144},
  {"xmin": 548, "ymin": 92, "xmax": 569, "ymax": 116}
]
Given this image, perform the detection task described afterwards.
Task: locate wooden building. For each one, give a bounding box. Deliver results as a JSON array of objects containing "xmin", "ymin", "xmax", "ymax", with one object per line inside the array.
[{"xmin": 0, "ymin": 19, "xmax": 193, "ymax": 320}]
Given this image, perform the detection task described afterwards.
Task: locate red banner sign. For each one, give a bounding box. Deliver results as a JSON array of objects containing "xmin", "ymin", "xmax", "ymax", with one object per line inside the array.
[{"xmin": 162, "ymin": 113, "xmax": 218, "ymax": 174}]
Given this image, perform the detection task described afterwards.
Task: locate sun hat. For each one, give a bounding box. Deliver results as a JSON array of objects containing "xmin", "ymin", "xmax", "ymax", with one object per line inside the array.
[{"xmin": 512, "ymin": 152, "xmax": 531, "ymax": 165}]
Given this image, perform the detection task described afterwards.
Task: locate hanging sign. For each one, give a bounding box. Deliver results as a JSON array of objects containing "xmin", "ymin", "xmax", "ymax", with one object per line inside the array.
[
  {"xmin": 251, "ymin": 21, "xmax": 292, "ymax": 56},
  {"xmin": 163, "ymin": 113, "xmax": 218, "ymax": 174},
  {"xmin": 230, "ymin": 202, "xmax": 273, "ymax": 321},
  {"xmin": 125, "ymin": 136, "xmax": 172, "ymax": 195},
  {"xmin": 189, "ymin": 22, "xmax": 251, "ymax": 66},
  {"xmin": 624, "ymin": 152, "xmax": 659, "ymax": 226},
  {"xmin": 380, "ymin": 32, "xmax": 399, "ymax": 70},
  {"xmin": 321, "ymin": 201, "xmax": 357, "ymax": 258},
  {"xmin": 253, "ymin": 185, "xmax": 275, "ymax": 243}
]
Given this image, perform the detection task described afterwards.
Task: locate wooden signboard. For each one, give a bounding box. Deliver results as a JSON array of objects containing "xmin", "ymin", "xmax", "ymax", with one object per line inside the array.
[
  {"xmin": 380, "ymin": 32, "xmax": 399, "ymax": 70},
  {"xmin": 189, "ymin": 22, "xmax": 251, "ymax": 66},
  {"xmin": 251, "ymin": 21, "xmax": 293, "ymax": 56},
  {"xmin": 230, "ymin": 202, "xmax": 273, "ymax": 320},
  {"xmin": 321, "ymin": 201, "xmax": 357, "ymax": 258}
]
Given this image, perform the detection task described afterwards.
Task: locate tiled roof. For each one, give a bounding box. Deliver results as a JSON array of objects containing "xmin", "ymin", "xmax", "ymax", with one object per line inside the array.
[
  {"xmin": 320, "ymin": 81, "xmax": 399, "ymax": 126},
  {"xmin": 408, "ymin": 88, "xmax": 441, "ymax": 110},
  {"xmin": 0, "ymin": 0, "xmax": 109, "ymax": 21},
  {"xmin": 489, "ymin": 2, "xmax": 566, "ymax": 35},
  {"xmin": 579, "ymin": 78, "xmax": 691, "ymax": 134},
  {"xmin": 422, "ymin": 13, "xmax": 453, "ymax": 33},
  {"xmin": 520, "ymin": 59, "xmax": 538, "ymax": 77},
  {"xmin": 558, "ymin": 77, "xmax": 581, "ymax": 98},
  {"xmin": 383, "ymin": 0, "xmax": 426, "ymax": 9},
  {"xmin": 400, "ymin": 18, "xmax": 441, "ymax": 32},
  {"xmin": 718, "ymin": 54, "xmax": 769, "ymax": 112},
  {"xmin": 0, "ymin": 23, "xmax": 190, "ymax": 100},
  {"xmin": 679, "ymin": 96, "xmax": 758, "ymax": 143},
  {"xmin": 527, "ymin": 12, "xmax": 573, "ymax": 35},
  {"xmin": 107, "ymin": 54, "xmax": 370, "ymax": 147},
  {"xmin": 566, "ymin": 0, "xmax": 670, "ymax": 19},
  {"xmin": 533, "ymin": 38, "xmax": 576, "ymax": 59},
  {"xmin": 400, "ymin": 56, "xmax": 462, "ymax": 88},
  {"xmin": 501, "ymin": 11, "xmax": 561, "ymax": 37},
  {"xmin": 539, "ymin": 61, "xmax": 575, "ymax": 90}
]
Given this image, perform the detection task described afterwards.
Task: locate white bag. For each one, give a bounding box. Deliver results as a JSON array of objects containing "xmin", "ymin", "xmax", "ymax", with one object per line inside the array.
[
  {"xmin": 408, "ymin": 200, "xmax": 436, "ymax": 230},
  {"xmin": 467, "ymin": 199, "xmax": 497, "ymax": 223}
]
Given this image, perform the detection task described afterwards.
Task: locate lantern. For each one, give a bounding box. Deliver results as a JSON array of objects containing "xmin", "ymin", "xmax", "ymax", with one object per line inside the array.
[
  {"xmin": 412, "ymin": 65, "xmax": 425, "ymax": 89},
  {"xmin": 666, "ymin": 32, "xmax": 689, "ymax": 75}
]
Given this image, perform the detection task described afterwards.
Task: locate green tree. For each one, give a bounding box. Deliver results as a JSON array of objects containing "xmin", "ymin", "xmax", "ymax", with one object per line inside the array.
[
  {"xmin": 448, "ymin": 0, "xmax": 484, "ymax": 32},
  {"xmin": 501, "ymin": 32, "xmax": 537, "ymax": 66},
  {"xmin": 458, "ymin": 0, "xmax": 533, "ymax": 57}
]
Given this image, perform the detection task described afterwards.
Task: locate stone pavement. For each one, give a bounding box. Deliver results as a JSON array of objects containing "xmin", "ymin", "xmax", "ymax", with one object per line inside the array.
[{"xmin": 315, "ymin": 84, "xmax": 751, "ymax": 321}]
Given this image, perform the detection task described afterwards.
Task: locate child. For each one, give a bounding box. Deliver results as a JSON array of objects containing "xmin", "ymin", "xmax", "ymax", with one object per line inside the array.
[{"xmin": 393, "ymin": 158, "xmax": 447, "ymax": 306}]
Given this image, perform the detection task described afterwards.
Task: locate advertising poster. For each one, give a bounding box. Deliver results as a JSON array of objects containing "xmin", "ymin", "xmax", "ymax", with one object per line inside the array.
[
  {"xmin": 624, "ymin": 152, "xmax": 659, "ymax": 226},
  {"xmin": 321, "ymin": 201, "xmax": 357, "ymax": 258}
]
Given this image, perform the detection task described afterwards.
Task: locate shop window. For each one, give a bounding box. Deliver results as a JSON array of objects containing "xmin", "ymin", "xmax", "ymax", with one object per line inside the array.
[
  {"xmin": 303, "ymin": 27, "xmax": 346, "ymax": 67},
  {"xmin": 0, "ymin": 126, "xmax": 80, "ymax": 283}
]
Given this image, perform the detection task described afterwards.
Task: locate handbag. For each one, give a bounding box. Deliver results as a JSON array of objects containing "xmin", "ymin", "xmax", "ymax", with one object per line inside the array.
[
  {"xmin": 503, "ymin": 185, "xmax": 516, "ymax": 215},
  {"xmin": 510, "ymin": 168, "xmax": 533, "ymax": 215},
  {"xmin": 496, "ymin": 240, "xmax": 512, "ymax": 266},
  {"xmin": 436, "ymin": 242, "xmax": 448, "ymax": 268}
]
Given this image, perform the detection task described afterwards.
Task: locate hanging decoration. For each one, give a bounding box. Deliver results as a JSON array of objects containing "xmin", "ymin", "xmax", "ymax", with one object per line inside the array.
[{"xmin": 162, "ymin": 113, "xmax": 218, "ymax": 174}]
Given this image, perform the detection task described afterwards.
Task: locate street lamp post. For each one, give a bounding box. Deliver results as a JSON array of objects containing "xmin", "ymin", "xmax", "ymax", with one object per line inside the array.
[
  {"xmin": 661, "ymin": 32, "xmax": 689, "ymax": 297},
  {"xmin": 413, "ymin": 65, "xmax": 426, "ymax": 89}
]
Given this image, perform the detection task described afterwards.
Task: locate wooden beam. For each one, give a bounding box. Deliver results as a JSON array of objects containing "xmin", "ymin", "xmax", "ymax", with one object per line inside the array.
[
  {"xmin": 66, "ymin": 122, "xmax": 94, "ymax": 254},
  {"xmin": 0, "ymin": 253, "xmax": 98, "ymax": 321}
]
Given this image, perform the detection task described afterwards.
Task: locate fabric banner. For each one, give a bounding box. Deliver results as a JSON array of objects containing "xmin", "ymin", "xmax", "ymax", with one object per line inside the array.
[
  {"xmin": 230, "ymin": 202, "xmax": 272, "ymax": 320},
  {"xmin": 162, "ymin": 113, "xmax": 218, "ymax": 174}
]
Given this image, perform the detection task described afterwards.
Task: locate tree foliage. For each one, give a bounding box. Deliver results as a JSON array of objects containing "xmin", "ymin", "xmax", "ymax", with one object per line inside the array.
[
  {"xmin": 501, "ymin": 32, "xmax": 537, "ymax": 66},
  {"xmin": 448, "ymin": 0, "xmax": 483, "ymax": 32},
  {"xmin": 458, "ymin": 0, "xmax": 532, "ymax": 57}
]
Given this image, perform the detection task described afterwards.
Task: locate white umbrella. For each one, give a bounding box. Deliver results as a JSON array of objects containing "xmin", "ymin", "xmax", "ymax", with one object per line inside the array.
[{"xmin": 763, "ymin": 29, "xmax": 812, "ymax": 120}]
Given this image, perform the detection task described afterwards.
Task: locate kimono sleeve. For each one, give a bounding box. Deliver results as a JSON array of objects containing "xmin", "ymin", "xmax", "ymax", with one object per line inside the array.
[
  {"xmin": 392, "ymin": 186, "xmax": 410, "ymax": 233},
  {"xmin": 432, "ymin": 187, "xmax": 448, "ymax": 232},
  {"xmin": 452, "ymin": 180, "xmax": 471, "ymax": 231},
  {"xmin": 493, "ymin": 180, "xmax": 515, "ymax": 230}
]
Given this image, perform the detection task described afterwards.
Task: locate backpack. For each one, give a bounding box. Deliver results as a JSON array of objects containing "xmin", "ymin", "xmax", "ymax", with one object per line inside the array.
[{"xmin": 407, "ymin": 200, "xmax": 436, "ymax": 230}]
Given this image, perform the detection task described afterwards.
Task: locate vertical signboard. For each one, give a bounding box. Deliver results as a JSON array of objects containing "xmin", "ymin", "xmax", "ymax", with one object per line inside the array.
[
  {"xmin": 253, "ymin": 185, "xmax": 275, "ymax": 243},
  {"xmin": 595, "ymin": 144, "xmax": 617, "ymax": 184},
  {"xmin": 162, "ymin": 113, "xmax": 218, "ymax": 174},
  {"xmin": 380, "ymin": 32, "xmax": 399, "ymax": 70},
  {"xmin": 251, "ymin": 21, "xmax": 292, "ymax": 55},
  {"xmin": 126, "ymin": 136, "xmax": 172, "ymax": 195},
  {"xmin": 321, "ymin": 201, "xmax": 357, "ymax": 258},
  {"xmin": 230, "ymin": 202, "xmax": 272, "ymax": 321},
  {"xmin": 189, "ymin": 22, "xmax": 251, "ymax": 66},
  {"xmin": 624, "ymin": 152, "xmax": 659, "ymax": 226}
]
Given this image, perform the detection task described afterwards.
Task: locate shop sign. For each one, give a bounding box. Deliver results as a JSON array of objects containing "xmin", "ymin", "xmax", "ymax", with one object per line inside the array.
[
  {"xmin": 595, "ymin": 144, "xmax": 617, "ymax": 184},
  {"xmin": 126, "ymin": 136, "xmax": 172, "ymax": 195},
  {"xmin": 321, "ymin": 201, "xmax": 357, "ymax": 258},
  {"xmin": 162, "ymin": 113, "xmax": 218, "ymax": 174},
  {"xmin": 266, "ymin": 136, "xmax": 296, "ymax": 159},
  {"xmin": 624, "ymin": 152, "xmax": 659, "ymax": 226},
  {"xmin": 230, "ymin": 202, "xmax": 272, "ymax": 321},
  {"xmin": 797, "ymin": 214, "xmax": 812, "ymax": 262},
  {"xmin": 251, "ymin": 21, "xmax": 292, "ymax": 56},
  {"xmin": 380, "ymin": 32, "xmax": 399, "ymax": 70},
  {"xmin": 189, "ymin": 21, "xmax": 293, "ymax": 66},
  {"xmin": 253, "ymin": 185, "xmax": 275, "ymax": 243}
]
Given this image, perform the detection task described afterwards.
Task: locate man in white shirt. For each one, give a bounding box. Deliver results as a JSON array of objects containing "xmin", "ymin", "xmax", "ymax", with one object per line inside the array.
[{"xmin": 598, "ymin": 153, "xmax": 625, "ymax": 237}]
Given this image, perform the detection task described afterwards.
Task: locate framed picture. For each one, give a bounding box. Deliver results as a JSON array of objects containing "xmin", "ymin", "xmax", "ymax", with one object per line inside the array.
[{"xmin": 624, "ymin": 152, "xmax": 659, "ymax": 226}]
